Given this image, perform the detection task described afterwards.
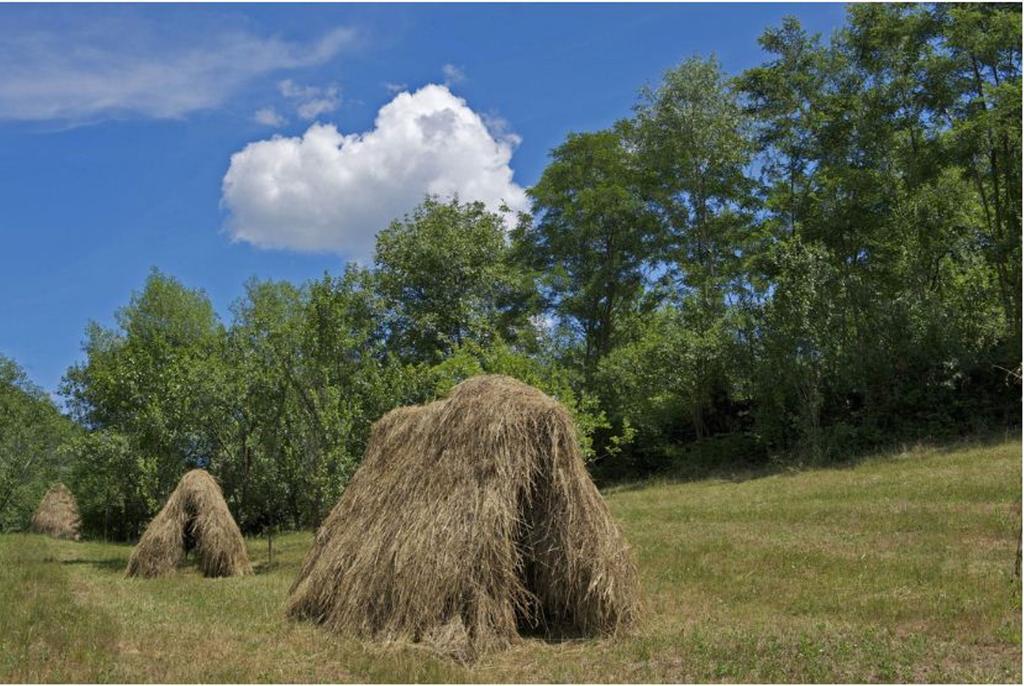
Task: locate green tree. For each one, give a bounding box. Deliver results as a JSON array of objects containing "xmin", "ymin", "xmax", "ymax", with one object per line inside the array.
[
  {"xmin": 596, "ymin": 308, "xmax": 734, "ymax": 457},
  {"xmin": 521, "ymin": 128, "xmax": 664, "ymax": 381},
  {"xmin": 39, "ymin": 3, "xmax": 1023, "ymax": 517},
  {"xmin": 736, "ymin": 16, "xmax": 829, "ymax": 238},
  {"xmin": 60, "ymin": 269, "xmax": 227, "ymax": 534},
  {"xmin": 0, "ymin": 355, "xmax": 75, "ymax": 531},
  {"xmin": 634, "ymin": 55, "xmax": 755, "ymax": 313},
  {"xmin": 734, "ymin": 7, "xmax": 1019, "ymax": 456},
  {"xmin": 751, "ymin": 239, "xmax": 841, "ymax": 460},
  {"xmin": 375, "ymin": 197, "xmax": 537, "ymax": 364},
  {"xmin": 631, "ymin": 56, "xmax": 755, "ymax": 438},
  {"xmin": 217, "ymin": 266, "xmax": 411, "ymax": 531},
  {"xmin": 217, "ymin": 277, "xmax": 305, "ymax": 532},
  {"xmin": 932, "ymin": 4, "xmax": 1019, "ymax": 346},
  {"xmin": 66, "ymin": 429, "xmax": 157, "ymax": 540}
]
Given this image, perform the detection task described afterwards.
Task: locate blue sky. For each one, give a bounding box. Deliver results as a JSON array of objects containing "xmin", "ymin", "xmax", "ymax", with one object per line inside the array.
[{"xmin": 0, "ymin": 3, "xmax": 848, "ymax": 397}]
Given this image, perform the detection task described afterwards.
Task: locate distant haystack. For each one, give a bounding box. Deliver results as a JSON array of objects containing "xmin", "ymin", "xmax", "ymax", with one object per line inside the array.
[
  {"xmin": 287, "ymin": 374, "xmax": 641, "ymax": 660},
  {"xmin": 126, "ymin": 469, "xmax": 252, "ymax": 578},
  {"xmin": 30, "ymin": 483, "xmax": 81, "ymax": 541}
]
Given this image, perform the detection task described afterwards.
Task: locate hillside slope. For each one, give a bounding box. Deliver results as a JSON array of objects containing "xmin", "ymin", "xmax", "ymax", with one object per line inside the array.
[{"xmin": 1, "ymin": 438, "xmax": 1020, "ymax": 682}]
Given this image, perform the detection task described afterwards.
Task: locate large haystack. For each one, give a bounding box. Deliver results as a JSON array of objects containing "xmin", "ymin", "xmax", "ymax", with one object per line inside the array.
[
  {"xmin": 126, "ymin": 469, "xmax": 252, "ymax": 578},
  {"xmin": 30, "ymin": 483, "xmax": 81, "ymax": 540},
  {"xmin": 287, "ymin": 374, "xmax": 641, "ymax": 660}
]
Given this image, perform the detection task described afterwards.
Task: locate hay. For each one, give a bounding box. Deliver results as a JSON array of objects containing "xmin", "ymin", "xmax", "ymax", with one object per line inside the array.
[
  {"xmin": 125, "ymin": 469, "xmax": 252, "ymax": 578},
  {"xmin": 287, "ymin": 374, "xmax": 641, "ymax": 660},
  {"xmin": 30, "ymin": 483, "xmax": 81, "ymax": 540}
]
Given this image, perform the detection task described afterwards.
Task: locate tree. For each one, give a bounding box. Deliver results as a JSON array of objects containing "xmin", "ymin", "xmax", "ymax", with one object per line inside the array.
[
  {"xmin": 217, "ymin": 266, "xmax": 412, "ymax": 532},
  {"xmin": 60, "ymin": 269, "xmax": 227, "ymax": 534},
  {"xmin": 424, "ymin": 338, "xmax": 609, "ymax": 460},
  {"xmin": 631, "ymin": 56, "xmax": 755, "ymax": 437},
  {"xmin": 933, "ymin": 3, "xmax": 1020, "ymax": 347},
  {"xmin": 521, "ymin": 128, "xmax": 664, "ymax": 382},
  {"xmin": 736, "ymin": 16, "xmax": 829, "ymax": 238},
  {"xmin": 633, "ymin": 55, "xmax": 755, "ymax": 314},
  {"xmin": 36, "ymin": 3, "xmax": 1023, "ymax": 513},
  {"xmin": 0, "ymin": 355, "xmax": 75, "ymax": 531},
  {"xmin": 596, "ymin": 307, "xmax": 734, "ymax": 459},
  {"xmin": 217, "ymin": 277, "xmax": 305, "ymax": 532},
  {"xmin": 66, "ymin": 429, "xmax": 156, "ymax": 540},
  {"xmin": 375, "ymin": 197, "xmax": 537, "ymax": 364},
  {"xmin": 751, "ymin": 239, "xmax": 841, "ymax": 461},
  {"xmin": 735, "ymin": 7, "xmax": 1019, "ymax": 456}
]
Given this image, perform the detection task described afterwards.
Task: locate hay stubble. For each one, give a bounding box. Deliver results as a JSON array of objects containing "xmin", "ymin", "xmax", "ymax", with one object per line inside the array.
[
  {"xmin": 125, "ymin": 469, "xmax": 252, "ymax": 578},
  {"xmin": 287, "ymin": 375, "xmax": 642, "ymax": 660}
]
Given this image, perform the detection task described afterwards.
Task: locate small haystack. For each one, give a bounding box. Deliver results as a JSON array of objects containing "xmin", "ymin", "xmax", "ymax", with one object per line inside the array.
[
  {"xmin": 126, "ymin": 469, "xmax": 252, "ymax": 578},
  {"xmin": 287, "ymin": 374, "xmax": 641, "ymax": 660},
  {"xmin": 30, "ymin": 483, "xmax": 81, "ymax": 540}
]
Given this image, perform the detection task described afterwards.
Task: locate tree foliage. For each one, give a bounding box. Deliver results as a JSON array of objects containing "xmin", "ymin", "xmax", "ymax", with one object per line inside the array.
[
  {"xmin": 5, "ymin": 4, "xmax": 1019, "ymax": 535},
  {"xmin": 0, "ymin": 356, "xmax": 75, "ymax": 530},
  {"xmin": 375, "ymin": 197, "xmax": 537, "ymax": 364}
]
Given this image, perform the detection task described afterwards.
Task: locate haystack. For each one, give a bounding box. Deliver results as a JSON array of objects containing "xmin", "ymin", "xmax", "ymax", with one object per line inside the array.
[
  {"xmin": 287, "ymin": 374, "xmax": 641, "ymax": 660},
  {"xmin": 30, "ymin": 483, "xmax": 81, "ymax": 540},
  {"xmin": 125, "ymin": 469, "xmax": 252, "ymax": 578}
]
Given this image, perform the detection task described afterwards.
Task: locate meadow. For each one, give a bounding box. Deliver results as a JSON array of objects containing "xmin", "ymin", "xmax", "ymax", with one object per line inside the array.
[{"xmin": 1, "ymin": 437, "xmax": 1020, "ymax": 683}]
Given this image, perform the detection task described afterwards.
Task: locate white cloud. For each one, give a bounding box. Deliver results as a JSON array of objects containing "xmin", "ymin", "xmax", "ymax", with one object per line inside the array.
[
  {"xmin": 297, "ymin": 97, "xmax": 338, "ymax": 120},
  {"xmin": 278, "ymin": 79, "xmax": 321, "ymax": 99},
  {"xmin": 222, "ymin": 84, "xmax": 527, "ymax": 257},
  {"xmin": 253, "ymin": 107, "xmax": 286, "ymax": 127},
  {"xmin": 481, "ymin": 112, "xmax": 521, "ymax": 147},
  {"xmin": 383, "ymin": 82, "xmax": 408, "ymax": 94},
  {"xmin": 0, "ymin": 19, "xmax": 355, "ymax": 122},
  {"xmin": 441, "ymin": 63, "xmax": 466, "ymax": 86}
]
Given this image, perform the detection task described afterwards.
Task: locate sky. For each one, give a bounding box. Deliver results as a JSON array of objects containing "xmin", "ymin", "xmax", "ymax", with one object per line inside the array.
[{"xmin": 0, "ymin": 2, "xmax": 848, "ymax": 397}]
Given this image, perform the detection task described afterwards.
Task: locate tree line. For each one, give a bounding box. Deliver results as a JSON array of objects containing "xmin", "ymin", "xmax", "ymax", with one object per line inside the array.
[{"xmin": 1, "ymin": 4, "xmax": 1019, "ymax": 538}]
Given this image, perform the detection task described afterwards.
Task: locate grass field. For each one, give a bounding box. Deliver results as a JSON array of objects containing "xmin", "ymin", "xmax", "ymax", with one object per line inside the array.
[{"xmin": 1, "ymin": 437, "xmax": 1020, "ymax": 683}]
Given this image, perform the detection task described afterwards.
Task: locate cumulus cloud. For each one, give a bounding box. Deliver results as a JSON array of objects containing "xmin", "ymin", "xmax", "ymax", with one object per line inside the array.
[
  {"xmin": 253, "ymin": 107, "xmax": 286, "ymax": 127},
  {"xmin": 222, "ymin": 84, "xmax": 527, "ymax": 257},
  {"xmin": 0, "ymin": 16, "xmax": 355, "ymax": 122}
]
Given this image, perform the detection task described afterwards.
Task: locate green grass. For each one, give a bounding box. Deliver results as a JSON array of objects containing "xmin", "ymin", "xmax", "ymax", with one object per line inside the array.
[{"xmin": 1, "ymin": 438, "xmax": 1020, "ymax": 682}]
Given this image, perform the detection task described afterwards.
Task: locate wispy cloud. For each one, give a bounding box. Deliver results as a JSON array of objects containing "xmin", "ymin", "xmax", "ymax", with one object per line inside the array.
[
  {"xmin": 383, "ymin": 81, "xmax": 408, "ymax": 95},
  {"xmin": 253, "ymin": 107, "xmax": 286, "ymax": 127},
  {"xmin": 297, "ymin": 97, "xmax": 338, "ymax": 120},
  {"xmin": 279, "ymin": 79, "xmax": 340, "ymax": 121},
  {"xmin": 0, "ymin": 15, "xmax": 355, "ymax": 123},
  {"xmin": 441, "ymin": 63, "xmax": 466, "ymax": 86}
]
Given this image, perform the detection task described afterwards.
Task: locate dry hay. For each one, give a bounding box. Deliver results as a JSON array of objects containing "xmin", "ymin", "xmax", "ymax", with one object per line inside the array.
[
  {"xmin": 30, "ymin": 483, "xmax": 81, "ymax": 540},
  {"xmin": 287, "ymin": 374, "xmax": 641, "ymax": 660},
  {"xmin": 125, "ymin": 469, "xmax": 252, "ymax": 578}
]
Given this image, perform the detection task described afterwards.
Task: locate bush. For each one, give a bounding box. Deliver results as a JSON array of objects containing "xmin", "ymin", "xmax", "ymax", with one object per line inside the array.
[{"xmin": 65, "ymin": 430, "xmax": 160, "ymax": 540}]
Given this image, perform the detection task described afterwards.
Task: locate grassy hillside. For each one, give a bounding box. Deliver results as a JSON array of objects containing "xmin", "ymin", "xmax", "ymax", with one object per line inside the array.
[{"xmin": 1, "ymin": 438, "xmax": 1020, "ymax": 682}]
